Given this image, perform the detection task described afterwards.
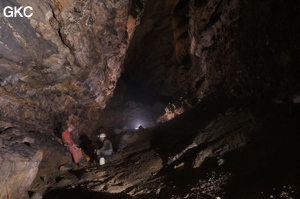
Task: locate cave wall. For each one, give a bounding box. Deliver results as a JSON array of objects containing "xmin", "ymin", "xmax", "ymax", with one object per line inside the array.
[
  {"xmin": 0, "ymin": 1, "xmax": 145, "ymax": 198},
  {"xmin": 189, "ymin": 0, "xmax": 300, "ymax": 100},
  {"xmin": 0, "ymin": 142, "xmax": 42, "ymax": 199},
  {"xmin": 0, "ymin": 128, "xmax": 71, "ymax": 199},
  {"xmin": 0, "ymin": 0, "xmax": 135, "ymax": 133},
  {"xmin": 123, "ymin": 0, "xmax": 180, "ymax": 96},
  {"xmin": 0, "ymin": 0, "xmax": 299, "ymax": 197},
  {"xmin": 1, "ymin": 0, "xmax": 298, "ymax": 134},
  {"xmin": 124, "ymin": 0, "xmax": 300, "ymax": 107}
]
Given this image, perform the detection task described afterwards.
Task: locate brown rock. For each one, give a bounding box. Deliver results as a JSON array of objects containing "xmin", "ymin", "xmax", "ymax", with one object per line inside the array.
[
  {"xmin": 0, "ymin": 137, "xmax": 43, "ymax": 199},
  {"xmin": 0, "ymin": 0, "xmax": 135, "ymax": 132}
]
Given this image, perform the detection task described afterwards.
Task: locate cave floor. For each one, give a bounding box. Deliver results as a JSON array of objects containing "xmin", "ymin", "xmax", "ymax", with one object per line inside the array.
[{"xmin": 32, "ymin": 98, "xmax": 300, "ymax": 199}]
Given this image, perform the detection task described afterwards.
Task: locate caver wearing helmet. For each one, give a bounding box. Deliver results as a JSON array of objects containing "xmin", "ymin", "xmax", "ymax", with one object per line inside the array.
[
  {"xmin": 67, "ymin": 124, "xmax": 75, "ymax": 131},
  {"xmin": 95, "ymin": 132, "xmax": 113, "ymax": 159}
]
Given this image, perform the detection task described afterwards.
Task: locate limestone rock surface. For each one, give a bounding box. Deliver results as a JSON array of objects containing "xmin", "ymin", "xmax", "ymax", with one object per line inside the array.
[
  {"xmin": 0, "ymin": 0, "xmax": 136, "ymax": 132},
  {"xmin": 0, "ymin": 135, "xmax": 43, "ymax": 199}
]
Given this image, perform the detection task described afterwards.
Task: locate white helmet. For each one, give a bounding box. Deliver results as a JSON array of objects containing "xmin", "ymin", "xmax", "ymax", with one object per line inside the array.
[{"xmin": 99, "ymin": 133, "xmax": 106, "ymax": 138}]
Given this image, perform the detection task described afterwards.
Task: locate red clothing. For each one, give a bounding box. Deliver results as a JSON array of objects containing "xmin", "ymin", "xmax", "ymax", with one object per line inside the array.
[
  {"xmin": 69, "ymin": 145, "xmax": 82, "ymax": 163},
  {"xmin": 62, "ymin": 129, "xmax": 82, "ymax": 163},
  {"xmin": 62, "ymin": 130, "xmax": 75, "ymax": 147}
]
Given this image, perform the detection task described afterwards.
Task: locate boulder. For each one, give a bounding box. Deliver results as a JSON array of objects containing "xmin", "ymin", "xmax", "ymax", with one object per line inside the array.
[{"xmin": 0, "ymin": 137, "xmax": 43, "ymax": 199}]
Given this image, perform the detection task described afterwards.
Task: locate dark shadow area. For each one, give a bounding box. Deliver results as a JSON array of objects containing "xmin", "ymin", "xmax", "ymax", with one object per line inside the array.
[
  {"xmin": 150, "ymin": 99, "xmax": 300, "ymax": 198},
  {"xmin": 23, "ymin": 142, "xmax": 31, "ymax": 147},
  {"xmin": 122, "ymin": 0, "xmax": 179, "ymax": 99},
  {"xmin": 154, "ymin": 150, "xmax": 220, "ymax": 199},
  {"xmin": 43, "ymin": 189, "xmax": 133, "ymax": 199},
  {"xmin": 79, "ymin": 134, "xmax": 97, "ymax": 162},
  {"xmin": 218, "ymin": 101, "xmax": 300, "ymax": 199},
  {"xmin": 55, "ymin": 177, "xmax": 64, "ymax": 183},
  {"xmin": 151, "ymin": 94, "xmax": 231, "ymax": 164},
  {"xmin": 120, "ymin": 74, "xmax": 173, "ymax": 106},
  {"xmin": 53, "ymin": 115, "xmax": 66, "ymax": 139},
  {"xmin": 129, "ymin": 0, "xmax": 144, "ymax": 18},
  {"xmin": 53, "ymin": 122, "xmax": 63, "ymax": 139},
  {"xmin": 0, "ymin": 127, "xmax": 15, "ymax": 135},
  {"xmin": 112, "ymin": 130, "xmax": 127, "ymax": 152},
  {"xmin": 28, "ymin": 191, "xmax": 35, "ymax": 198},
  {"xmin": 68, "ymin": 169, "xmax": 84, "ymax": 180}
]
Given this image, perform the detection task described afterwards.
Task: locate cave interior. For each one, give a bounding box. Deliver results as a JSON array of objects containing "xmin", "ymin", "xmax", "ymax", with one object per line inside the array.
[{"xmin": 0, "ymin": 0, "xmax": 299, "ymax": 199}]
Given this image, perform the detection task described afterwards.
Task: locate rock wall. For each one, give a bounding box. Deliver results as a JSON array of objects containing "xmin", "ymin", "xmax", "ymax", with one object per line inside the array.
[
  {"xmin": 123, "ymin": 0, "xmax": 180, "ymax": 96},
  {"xmin": 188, "ymin": 0, "xmax": 299, "ymax": 100},
  {"xmin": 0, "ymin": 0, "xmax": 136, "ymax": 133},
  {"xmin": 124, "ymin": 0, "xmax": 300, "ymax": 107},
  {"xmin": 0, "ymin": 128, "xmax": 72, "ymax": 199},
  {"xmin": 0, "ymin": 1, "xmax": 144, "ymax": 198},
  {"xmin": 0, "ymin": 0, "xmax": 299, "ymax": 197},
  {"xmin": 0, "ymin": 131, "xmax": 43, "ymax": 199}
]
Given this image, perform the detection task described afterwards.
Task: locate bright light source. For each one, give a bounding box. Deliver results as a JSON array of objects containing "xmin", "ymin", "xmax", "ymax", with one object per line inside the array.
[
  {"xmin": 132, "ymin": 119, "xmax": 146, "ymax": 130},
  {"xmin": 135, "ymin": 123, "xmax": 144, "ymax": 130},
  {"xmin": 135, "ymin": 124, "xmax": 141, "ymax": 130}
]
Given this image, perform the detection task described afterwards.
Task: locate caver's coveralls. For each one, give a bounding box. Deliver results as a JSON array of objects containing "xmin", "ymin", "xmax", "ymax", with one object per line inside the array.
[{"xmin": 62, "ymin": 129, "xmax": 82, "ymax": 163}]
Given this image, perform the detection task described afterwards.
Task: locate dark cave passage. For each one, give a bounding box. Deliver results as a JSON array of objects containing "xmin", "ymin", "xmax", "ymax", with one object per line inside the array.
[
  {"xmin": 119, "ymin": 74, "xmax": 173, "ymax": 106},
  {"xmin": 0, "ymin": 0, "xmax": 299, "ymax": 199}
]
